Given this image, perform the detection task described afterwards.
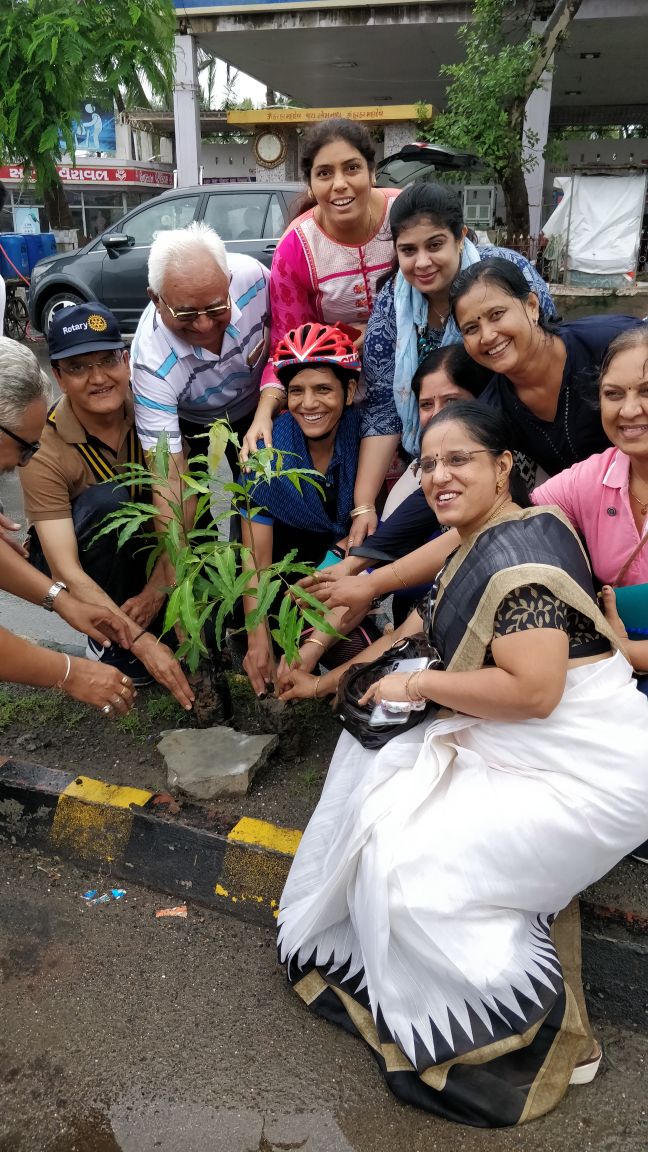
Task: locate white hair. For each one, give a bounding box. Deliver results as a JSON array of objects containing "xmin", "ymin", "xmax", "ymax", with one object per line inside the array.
[
  {"xmin": 147, "ymin": 220, "xmax": 230, "ymax": 294},
  {"xmin": 0, "ymin": 337, "xmax": 51, "ymax": 429}
]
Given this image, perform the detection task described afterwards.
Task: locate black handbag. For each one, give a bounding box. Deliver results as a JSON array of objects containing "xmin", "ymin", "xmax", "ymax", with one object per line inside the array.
[{"xmin": 334, "ymin": 634, "xmax": 443, "ymax": 750}]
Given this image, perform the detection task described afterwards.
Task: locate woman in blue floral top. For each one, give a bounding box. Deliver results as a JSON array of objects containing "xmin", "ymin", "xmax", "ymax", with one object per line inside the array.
[{"xmin": 350, "ymin": 183, "xmax": 557, "ymax": 545}]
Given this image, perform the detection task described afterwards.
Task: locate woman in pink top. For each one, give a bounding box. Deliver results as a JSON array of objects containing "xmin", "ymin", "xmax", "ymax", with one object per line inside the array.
[
  {"xmin": 260, "ymin": 119, "xmax": 399, "ymax": 392},
  {"xmin": 532, "ymin": 325, "xmax": 648, "ymax": 721}
]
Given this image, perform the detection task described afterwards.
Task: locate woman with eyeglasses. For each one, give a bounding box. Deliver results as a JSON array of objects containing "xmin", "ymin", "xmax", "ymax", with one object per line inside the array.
[
  {"xmin": 10, "ymin": 327, "xmax": 195, "ymax": 711},
  {"xmin": 277, "ymin": 402, "xmax": 648, "ymax": 1126},
  {"xmin": 0, "ymin": 342, "xmax": 139, "ymax": 714}
]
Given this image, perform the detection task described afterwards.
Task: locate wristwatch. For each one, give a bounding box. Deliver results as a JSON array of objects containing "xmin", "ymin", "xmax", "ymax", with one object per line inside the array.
[{"xmin": 41, "ymin": 580, "xmax": 67, "ymax": 612}]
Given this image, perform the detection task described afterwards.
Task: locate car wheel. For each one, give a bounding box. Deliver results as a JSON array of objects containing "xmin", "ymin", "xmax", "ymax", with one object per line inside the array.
[{"xmin": 40, "ymin": 290, "xmax": 87, "ymax": 332}]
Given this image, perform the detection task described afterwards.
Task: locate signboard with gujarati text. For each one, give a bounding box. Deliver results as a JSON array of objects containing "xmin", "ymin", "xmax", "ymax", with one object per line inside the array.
[
  {"xmin": 0, "ymin": 165, "xmax": 174, "ymax": 187},
  {"xmin": 227, "ymin": 105, "xmax": 433, "ymax": 125}
]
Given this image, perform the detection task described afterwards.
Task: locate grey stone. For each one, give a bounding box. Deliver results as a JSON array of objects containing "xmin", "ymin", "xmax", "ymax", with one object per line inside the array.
[{"xmin": 158, "ymin": 726, "xmax": 278, "ymax": 799}]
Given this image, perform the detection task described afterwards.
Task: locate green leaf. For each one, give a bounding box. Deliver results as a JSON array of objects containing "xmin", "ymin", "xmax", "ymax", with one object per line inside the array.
[
  {"xmin": 154, "ymin": 431, "xmax": 170, "ymax": 479},
  {"xmin": 178, "ymin": 579, "xmax": 201, "ymax": 640},
  {"xmin": 245, "ymin": 577, "xmax": 281, "ymax": 632},
  {"xmin": 180, "ymin": 475, "xmax": 211, "ymax": 495}
]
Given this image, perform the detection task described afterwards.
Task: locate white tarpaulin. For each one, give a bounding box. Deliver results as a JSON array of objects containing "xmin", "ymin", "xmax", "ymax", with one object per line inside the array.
[{"xmin": 542, "ymin": 173, "xmax": 646, "ymax": 276}]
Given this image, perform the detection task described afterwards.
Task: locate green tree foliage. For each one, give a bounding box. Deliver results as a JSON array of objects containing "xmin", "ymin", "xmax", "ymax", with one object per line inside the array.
[
  {"xmin": 421, "ymin": 0, "xmax": 582, "ymax": 235},
  {"xmin": 0, "ymin": 0, "xmax": 174, "ymax": 225}
]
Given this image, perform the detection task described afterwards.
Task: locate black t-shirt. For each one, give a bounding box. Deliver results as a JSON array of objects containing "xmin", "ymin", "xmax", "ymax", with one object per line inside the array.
[{"xmin": 479, "ymin": 315, "xmax": 643, "ymax": 475}]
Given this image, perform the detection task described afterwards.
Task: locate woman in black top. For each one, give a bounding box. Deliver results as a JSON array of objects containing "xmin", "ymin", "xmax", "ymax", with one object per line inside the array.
[{"xmin": 450, "ymin": 257, "xmax": 642, "ymax": 477}]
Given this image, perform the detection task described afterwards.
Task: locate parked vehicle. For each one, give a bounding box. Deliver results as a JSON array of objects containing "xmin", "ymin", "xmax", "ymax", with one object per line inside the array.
[
  {"xmin": 376, "ymin": 142, "xmax": 482, "ymax": 187},
  {"xmin": 28, "ymin": 182, "xmax": 302, "ymax": 334}
]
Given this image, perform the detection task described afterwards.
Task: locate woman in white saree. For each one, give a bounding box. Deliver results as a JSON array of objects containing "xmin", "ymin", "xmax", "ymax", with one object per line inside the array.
[{"xmin": 278, "ymin": 402, "xmax": 648, "ymax": 1128}]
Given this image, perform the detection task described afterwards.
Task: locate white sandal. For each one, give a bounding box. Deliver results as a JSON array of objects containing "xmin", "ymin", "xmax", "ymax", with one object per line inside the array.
[{"xmin": 569, "ymin": 1043, "xmax": 602, "ymax": 1085}]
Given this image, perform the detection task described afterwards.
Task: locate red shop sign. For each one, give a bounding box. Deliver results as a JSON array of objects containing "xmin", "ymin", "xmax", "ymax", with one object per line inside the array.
[{"xmin": 0, "ymin": 164, "xmax": 173, "ymax": 187}]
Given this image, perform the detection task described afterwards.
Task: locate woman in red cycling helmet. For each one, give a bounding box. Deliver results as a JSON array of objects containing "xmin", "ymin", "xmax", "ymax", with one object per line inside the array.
[{"xmin": 240, "ymin": 322, "xmax": 377, "ymax": 695}]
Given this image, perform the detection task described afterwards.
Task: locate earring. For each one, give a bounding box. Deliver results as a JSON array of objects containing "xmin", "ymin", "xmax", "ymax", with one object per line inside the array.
[{"xmin": 496, "ymin": 479, "xmax": 504, "ymax": 494}]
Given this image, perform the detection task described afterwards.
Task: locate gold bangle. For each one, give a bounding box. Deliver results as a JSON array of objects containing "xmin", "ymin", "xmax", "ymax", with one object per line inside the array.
[
  {"xmin": 303, "ymin": 636, "xmax": 326, "ymax": 650},
  {"xmin": 313, "ymin": 675, "xmax": 322, "ymax": 700},
  {"xmin": 391, "ymin": 561, "xmax": 408, "ymax": 589},
  {"xmin": 350, "ymin": 504, "xmax": 375, "ymax": 519},
  {"xmin": 404, "ymin": 671, "xmax": 418, "ymax": 702},
  {"xmin": 405, "ymin": 669, "xmax": 426, "ymax": 703}
]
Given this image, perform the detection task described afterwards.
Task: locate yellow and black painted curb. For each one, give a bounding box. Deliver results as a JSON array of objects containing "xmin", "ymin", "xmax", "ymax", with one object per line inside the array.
[{"xmin": 0, "ymin": 758, "xmax": 301, "ymax": 926}]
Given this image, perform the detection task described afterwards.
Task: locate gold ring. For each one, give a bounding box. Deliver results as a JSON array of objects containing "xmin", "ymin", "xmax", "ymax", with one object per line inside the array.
[
  {"xmin": 119, "ymin": 685, "xmax": 130, "ymax": 698},
  {"xmin": 121, "ymin": 675, "xmax": 131, "ymax": 686},
  {"xmin": 102, "ymin": 704, "xmax": 112, "ymax": 715}
]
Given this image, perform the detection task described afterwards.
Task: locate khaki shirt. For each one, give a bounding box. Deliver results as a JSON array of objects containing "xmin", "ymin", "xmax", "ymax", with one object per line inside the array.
[{"xmin": 21, "ymin": 392, "xmax": 138, "ymax": 523}]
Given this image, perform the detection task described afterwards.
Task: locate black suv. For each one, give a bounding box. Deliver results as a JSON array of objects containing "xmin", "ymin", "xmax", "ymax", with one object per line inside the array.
[{"xmin": 29, "ymin": 181, "xmax": 301, "ymax": 334}]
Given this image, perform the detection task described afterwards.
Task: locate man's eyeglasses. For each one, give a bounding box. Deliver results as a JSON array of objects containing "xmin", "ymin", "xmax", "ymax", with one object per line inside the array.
[
  {"xmin": 58, "ymin": 349, "xmax": 126, "ymax": 378},
  {"xmin": 158, "ymin": 294, "xmax": 231, "ymax": 323},
  {"xmin": 0, "ymin": 423, "xmax": 40, "ymax": 466},
  {"xmin": 414, "ymin": 449, "xmax": 493, "ymax": 476}
]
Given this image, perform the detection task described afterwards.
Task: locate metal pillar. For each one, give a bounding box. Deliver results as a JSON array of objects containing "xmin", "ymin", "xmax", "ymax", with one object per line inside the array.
[
  {"xmin": 173, "ymin": 33, "xmax": 201, "ymax": 188},
  {"xmin": 523, "ymin": 58, "xmax": 554, "ymax": 238}
]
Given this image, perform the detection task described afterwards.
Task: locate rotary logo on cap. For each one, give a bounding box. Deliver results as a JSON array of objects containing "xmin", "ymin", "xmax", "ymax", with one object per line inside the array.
[{"xmin": 88, "ymin": 314, "xmax": 108, "ymax": 332}]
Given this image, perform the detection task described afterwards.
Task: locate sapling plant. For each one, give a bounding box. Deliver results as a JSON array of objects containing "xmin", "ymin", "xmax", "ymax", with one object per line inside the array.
[{"xmin": 93, "ymin": 420, "xmax": 339, "ymax": 684}]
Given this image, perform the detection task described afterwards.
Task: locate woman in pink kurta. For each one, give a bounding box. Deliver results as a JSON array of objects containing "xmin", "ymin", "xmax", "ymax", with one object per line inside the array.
[{"xmin": 260, "ymin": 119, "xmax": 400, "ymax": 392}]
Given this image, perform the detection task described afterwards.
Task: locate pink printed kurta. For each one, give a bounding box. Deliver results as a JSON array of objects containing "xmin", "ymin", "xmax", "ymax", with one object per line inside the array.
[{"xmin": 261, "ymin": 189, "xmax": 400, "ymax": 389}]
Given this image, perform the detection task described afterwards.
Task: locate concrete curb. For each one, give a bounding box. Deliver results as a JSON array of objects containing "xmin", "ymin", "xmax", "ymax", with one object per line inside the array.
[
  {"xmin": 1, "ymin": 756, "xmax": 647, "ymax": 1027},
  {"xmin": 0, "ymin": 758, "xmax": 300, "ymax": 926}
]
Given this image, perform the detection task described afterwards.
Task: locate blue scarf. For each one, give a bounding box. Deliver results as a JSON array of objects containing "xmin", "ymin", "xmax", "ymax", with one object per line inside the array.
[
  {"xmin": 393, "ymin": 238, "xmax": 482, "ymax": 456},
  {"xmin": 249, "ymin": 406, "xmax": 361, "ymax": 540}
]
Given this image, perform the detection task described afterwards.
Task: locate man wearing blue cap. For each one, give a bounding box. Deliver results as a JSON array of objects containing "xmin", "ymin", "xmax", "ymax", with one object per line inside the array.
[{"xmin": 19, "ymin": 302, "xmax": 192, "ymax": 702}]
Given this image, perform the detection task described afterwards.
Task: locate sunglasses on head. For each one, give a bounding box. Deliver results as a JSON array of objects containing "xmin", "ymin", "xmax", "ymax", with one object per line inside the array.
[{"xmin": 0, "ymin": 423, "xmax": 40, "ymax": 466}]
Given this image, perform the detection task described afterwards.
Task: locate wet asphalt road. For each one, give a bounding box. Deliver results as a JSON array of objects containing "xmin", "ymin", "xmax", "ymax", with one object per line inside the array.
[{"xmin": 1, "ymin": 840, "xmax": 647, "ymax": 1152}]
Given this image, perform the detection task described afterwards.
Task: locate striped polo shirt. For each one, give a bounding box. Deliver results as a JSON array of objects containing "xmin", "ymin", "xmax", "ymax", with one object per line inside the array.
[{"xmin": 131, "ymin": 253, "xmax": 269, "ymax": 454}]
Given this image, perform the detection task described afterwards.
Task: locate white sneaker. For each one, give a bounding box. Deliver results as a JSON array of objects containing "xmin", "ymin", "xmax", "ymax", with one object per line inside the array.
[{"xmin": 85, "ymin": 637, "xmax": 103, "ymax": 661}]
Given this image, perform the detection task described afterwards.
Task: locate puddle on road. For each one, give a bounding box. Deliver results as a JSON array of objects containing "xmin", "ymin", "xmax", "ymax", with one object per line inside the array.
[{"xmin": 42, "ymin": 1104, "xmax": 355, "ymax": 1152}]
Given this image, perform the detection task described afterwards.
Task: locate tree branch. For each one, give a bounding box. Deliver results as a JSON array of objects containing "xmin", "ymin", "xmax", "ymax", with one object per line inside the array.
[
  {"xmin": 524, "ymin": 0, "xmax": 584, "ymax": 99},
  {"xmin": 509, "ymin": 0, "xmax": 583, "ymax": 129}
]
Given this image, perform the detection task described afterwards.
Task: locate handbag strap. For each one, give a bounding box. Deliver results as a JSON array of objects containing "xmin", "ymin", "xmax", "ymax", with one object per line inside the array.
[{"xmin": 615, "ymin": 529, "xmax": 648, "ymax": 586}]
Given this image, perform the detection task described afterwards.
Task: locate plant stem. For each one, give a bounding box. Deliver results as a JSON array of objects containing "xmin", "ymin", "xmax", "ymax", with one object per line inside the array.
[{"xmin": 241, "ymin": 482, "xmax": 279, "ymax": 689}]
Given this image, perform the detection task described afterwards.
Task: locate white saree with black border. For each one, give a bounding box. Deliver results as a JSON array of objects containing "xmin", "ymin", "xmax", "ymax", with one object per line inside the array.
[{"xmin": 278, "ymin": 508, "xmax": 648, "ymax": 1127}]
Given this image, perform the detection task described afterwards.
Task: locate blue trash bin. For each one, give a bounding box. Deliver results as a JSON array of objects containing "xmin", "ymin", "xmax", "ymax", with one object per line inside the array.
[
  {"xmin": 24, "ymin": 232, "xmax": 57, "ymax": 272},
  {"xmin": 0, "ymin": 233, "xmax": 29, "ymax": 281}
]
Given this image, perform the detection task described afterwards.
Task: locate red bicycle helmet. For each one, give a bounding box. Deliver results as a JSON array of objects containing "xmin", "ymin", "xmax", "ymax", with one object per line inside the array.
[{"xmin": 273, "ymin": 322, "xmax": 361, "ymax": 382}]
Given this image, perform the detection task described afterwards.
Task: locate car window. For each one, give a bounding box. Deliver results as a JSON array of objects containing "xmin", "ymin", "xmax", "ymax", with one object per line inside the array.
[
  {"xmin": 121, "ymin": 195, "xmax": 200, "ymax": 245},
  {"xmin": 264, "ymin": 195, "xmax": 286, "ymax": 239},
  {"xmin": 203, "ymin": 192, "xmax": 270, "ymax": 241}
]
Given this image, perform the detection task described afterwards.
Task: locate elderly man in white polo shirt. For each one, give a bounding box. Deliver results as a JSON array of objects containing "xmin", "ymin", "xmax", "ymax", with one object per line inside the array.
[{"xmin": 131, "ymin": 221, "xmax": 284, "ymax": 502}]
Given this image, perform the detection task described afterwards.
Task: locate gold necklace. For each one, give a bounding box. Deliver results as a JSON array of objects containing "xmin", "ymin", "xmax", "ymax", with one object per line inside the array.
[
  {"xmin": 629, "ymin": 486, "xmax": 648, "ymax": 517},
  {"xmin": 480, "ymin": 496, "xmax": 513, "ymax": 530},
  {"xmin": 320, "ymin": 201, "xmax": 374, "ymax": 245}
]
